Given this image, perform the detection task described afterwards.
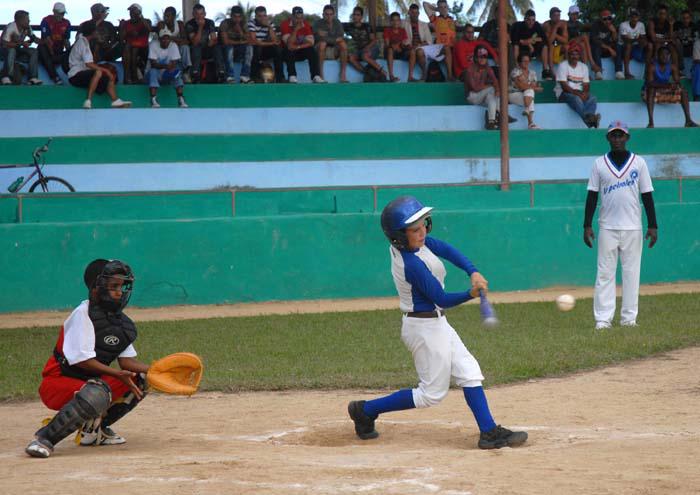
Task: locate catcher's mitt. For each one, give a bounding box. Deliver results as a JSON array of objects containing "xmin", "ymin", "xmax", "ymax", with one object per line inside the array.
[{"xmin": 147, "ymin": 352, "xmax": 203, "ymax": 396}]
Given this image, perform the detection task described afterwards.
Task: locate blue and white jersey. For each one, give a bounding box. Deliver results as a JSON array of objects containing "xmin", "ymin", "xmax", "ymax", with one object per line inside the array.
[
  {"xmin": 389, "ymin": 236, "xmax": 478, "ymax": 313},
  {"xmin": 587, "ymin": 152, "xmax": 653, "ymax": 230}
]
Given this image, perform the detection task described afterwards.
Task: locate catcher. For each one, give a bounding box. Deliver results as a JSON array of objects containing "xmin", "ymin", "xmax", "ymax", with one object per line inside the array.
[{"xmin": 25, "ymin": 259, "xmax": 149, "ymax": 458}]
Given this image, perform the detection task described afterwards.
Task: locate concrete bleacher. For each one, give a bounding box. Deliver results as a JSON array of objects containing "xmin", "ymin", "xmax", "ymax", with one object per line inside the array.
[{"xmin": 0, "ymin": 74, "xmax": 698, "ymax": 192}]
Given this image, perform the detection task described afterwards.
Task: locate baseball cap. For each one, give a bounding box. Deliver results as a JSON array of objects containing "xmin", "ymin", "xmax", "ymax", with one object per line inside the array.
[
  {"xmin": 53, "ymin": 2, "xmax": 67, "ymax": 13},
  {"xmin": 91, "ymin": 3, "xmax": 109, "ymax": 15},
  {"xmin": 567, "ymin": 42, "xmax": 581, "ymax": 53},
  {"xmin": 549, "ymin": 7, "xmax": 561, "ymax": 15},
  {"xmin": 292, "ymin": 6, "xmax": 304, "ymax": 14},
  {"xmin": 128, "ymin": 3, "xmax": 142, "ymax": 13},
  {"xmin": 476, "ymin": 47, "xmax": 489, "ymax": 57},
  {"xmin": 159, "ymin": 27, "xmax": 173, "ymax": 37},
  {"xmin": 568, "ymin": 5, "xmax": 580, "ymax": 15},
  {"xmin": 600, "ymin": 9, "xmax": 612, "ymax": 18},
  {"xmin": 629, "ymin": 8, "xmax": 640, "ymax": 16},
  {"xmin": 607, "ymin": 120, "xmax": 630, "ymax": 135}
]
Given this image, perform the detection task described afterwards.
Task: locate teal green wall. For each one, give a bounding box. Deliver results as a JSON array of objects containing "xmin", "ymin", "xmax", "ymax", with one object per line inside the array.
[{"xmin": 1, "ymin": 182, "xmax": 698, "ymax": 313}]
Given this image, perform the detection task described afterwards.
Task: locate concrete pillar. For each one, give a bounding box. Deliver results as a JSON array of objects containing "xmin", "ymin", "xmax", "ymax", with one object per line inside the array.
[{"xmin": 182, "ymin": 0, "xmax": 196, "ymax": 21}]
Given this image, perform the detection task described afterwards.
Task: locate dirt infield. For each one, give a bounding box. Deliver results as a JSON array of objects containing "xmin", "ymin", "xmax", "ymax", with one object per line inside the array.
[
  {"xmin": 2, "ymin": 281, "xmax": 699, "ymax": 329},
  {"xmin": 3, "ymin": 346, "xmax": 700, "ymax": 495}
]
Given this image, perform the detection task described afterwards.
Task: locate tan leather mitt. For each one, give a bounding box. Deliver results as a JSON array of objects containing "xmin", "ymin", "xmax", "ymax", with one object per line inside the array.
[{"xmin": 147, "ymin": 352, "xmax": 204, "ymax": 396}]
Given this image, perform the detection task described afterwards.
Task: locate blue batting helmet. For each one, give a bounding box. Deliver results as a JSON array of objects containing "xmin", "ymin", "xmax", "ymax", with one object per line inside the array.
[{"xmin": 380, "ymin": 196, "xmax": 433, "ymax": 250}]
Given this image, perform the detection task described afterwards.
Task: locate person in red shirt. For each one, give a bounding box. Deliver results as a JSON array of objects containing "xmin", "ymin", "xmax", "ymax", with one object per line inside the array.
[
  {"xmin": 384, "ymin": 12, "xmax": 414, "ymax": 82},
  {"xmin": 119, "ymin": 3, "xmax": 152, "ymax": 84},
  {"xmin": 453, "ymin": 24, "xmax": 498, "ymax": 81},
  {"xmin": 281, "ymin": 6, "xmax": 322, "ymax": 83},
  {"xmin": 39, "ymin": 2, "xmax": 71, "ymax": 84}
]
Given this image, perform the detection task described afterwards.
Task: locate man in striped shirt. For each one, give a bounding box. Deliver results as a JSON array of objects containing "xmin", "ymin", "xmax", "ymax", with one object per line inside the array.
[{"xmin": 247, "ymin": 5, "xmax": 284, "ymax": 82}]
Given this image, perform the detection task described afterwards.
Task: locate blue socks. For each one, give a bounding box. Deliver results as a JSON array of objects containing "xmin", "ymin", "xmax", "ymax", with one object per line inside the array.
[
  {"xmin": 363, "ymin": 389, "xmax": 415, "ymax": 418},
  {"xmin": 463, "ymin": 386, "xmax": 497, "ymax": 433}
]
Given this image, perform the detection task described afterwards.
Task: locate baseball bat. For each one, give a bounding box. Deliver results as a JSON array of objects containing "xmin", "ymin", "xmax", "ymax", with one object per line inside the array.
[{"xmin": 479, "ymin": 290, "xmax": 499, "ymax": 327}]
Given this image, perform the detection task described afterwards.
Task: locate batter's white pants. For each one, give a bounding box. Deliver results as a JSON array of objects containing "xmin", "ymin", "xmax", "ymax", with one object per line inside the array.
[
  {"xmin": 401, "ymin": 315, "xmax": 484, "ymax": 408},
  {"xmin": 594, "ymin": 229, "xmax": 643, "ymax": 325}
]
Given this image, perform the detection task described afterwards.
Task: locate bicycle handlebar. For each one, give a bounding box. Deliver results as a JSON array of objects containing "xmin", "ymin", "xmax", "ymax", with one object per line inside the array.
[{"xmin": 32, "ymin": 138, "xmax": 52, "ymax": 163}]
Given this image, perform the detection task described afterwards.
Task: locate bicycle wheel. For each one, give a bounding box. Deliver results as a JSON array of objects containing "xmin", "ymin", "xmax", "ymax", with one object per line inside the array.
[{"xmin": 28, "ymin": 176, "xmax": 75, "ymax": 193}]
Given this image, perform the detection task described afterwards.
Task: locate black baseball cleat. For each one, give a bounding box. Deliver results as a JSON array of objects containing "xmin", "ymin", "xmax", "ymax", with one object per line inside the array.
[
  {"xmin": 348, "ymin": 400, "xmax": 379, "ymax": 440},
  {"xmin": 478, "ymin": 425, "xmax": 528, "ymax": 449}
]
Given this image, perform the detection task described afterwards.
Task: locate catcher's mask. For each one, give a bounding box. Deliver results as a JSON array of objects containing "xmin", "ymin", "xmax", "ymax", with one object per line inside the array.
[
  {"xmin": 380, "ymin": 196, "xmax": 433, "ymax": 251},
  {"xmin": 84, "ymin": 259, "xmax": 134, "ymax": 312}
]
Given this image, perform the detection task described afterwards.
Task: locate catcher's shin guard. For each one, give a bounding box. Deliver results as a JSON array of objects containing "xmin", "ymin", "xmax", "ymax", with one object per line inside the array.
[
  {"xmin": 31, "ymin": 379, "xmax": 112, "ymax": 452},
  {"xmin": 101, "ymin": 373, "xmax": 147, "ymax": 428}
]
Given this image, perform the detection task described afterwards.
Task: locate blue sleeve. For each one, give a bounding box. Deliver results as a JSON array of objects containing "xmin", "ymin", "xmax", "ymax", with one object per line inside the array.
[
  {"xmin": 425, "ymin": 237, "xmax": 478, "ymax": 275},
  {"xmin": 65, "ymin": 21, "xmax": 71, "ymax": 41},
  {"xmin": 404, "ymin": 257, "xmax": 474, "ymax": 308},
  {"xmin": 40, "ymin": 19, "xmax": 50, "ymax": 38}
]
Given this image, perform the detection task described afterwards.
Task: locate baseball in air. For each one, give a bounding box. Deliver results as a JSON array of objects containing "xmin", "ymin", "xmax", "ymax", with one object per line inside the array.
[{"xmin": 556, "ymin": 294, "xmax": 576, "ymax": 312}]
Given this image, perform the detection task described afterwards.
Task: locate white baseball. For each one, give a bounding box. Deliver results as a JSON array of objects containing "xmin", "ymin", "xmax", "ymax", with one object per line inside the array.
[{"xmin": 556, "ymin": 294, "xmax": 576, "ymax": 312}]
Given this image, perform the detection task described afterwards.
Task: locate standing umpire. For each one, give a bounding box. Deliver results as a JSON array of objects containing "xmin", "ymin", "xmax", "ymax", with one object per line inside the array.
[{"xmin": 583, "ymin": 121, "xmax": 658, "ymax": 330}]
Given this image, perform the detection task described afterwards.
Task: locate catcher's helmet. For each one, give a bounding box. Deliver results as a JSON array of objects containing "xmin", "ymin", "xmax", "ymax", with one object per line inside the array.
[
  {"xmin": 84, "ymin": 259, "xmax": 134, "ymax": 312},
  {"xmin": 380, "ymin": 196, "xmax": 433, "ymax": 250}
]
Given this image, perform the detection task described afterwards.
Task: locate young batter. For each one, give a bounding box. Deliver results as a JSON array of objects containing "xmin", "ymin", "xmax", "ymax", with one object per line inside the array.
[
  {"xmin": 348, "ymin": 196, "xmax": 528, "ymax": 449},
  {"xmin": 25, "ymin": 259, "xmax": 149, "ymax": 458}
]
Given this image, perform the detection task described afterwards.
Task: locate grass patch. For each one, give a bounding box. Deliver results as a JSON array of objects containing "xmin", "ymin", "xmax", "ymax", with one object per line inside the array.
[{"xmin": 2, "ymin": 293, "xmax": 699, "ymax": 401}]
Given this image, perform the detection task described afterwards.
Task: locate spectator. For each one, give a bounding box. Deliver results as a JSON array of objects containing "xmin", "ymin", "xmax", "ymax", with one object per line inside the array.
[
  {"xmin": 148, "ymin": 28, "xmax": 188, "ymax": 108},
  {"xmin": 383, "ymin": 12, "xmax": 413, "ymax": 82},
  {"xmin": 693, "ymin": 27, "xmax": 700, "ymax": 101},
  {"xmin": 67, "ymin": 21, "xmax": 131, "ymax": 109},
  {"xmin": 39, "ymin": 2, "xmax": 71, "ymax": 85},
  {"xmin": 313, "ymin": 4, "xmax": 348, "ymax": 83},
  {"xmin": 647, "ymin": 4, "xmax": 682, "ymax": 71},
  {"xmin": 464, "ymin": 46, "xmax": 499, "ymax": 130},
  {"xmin": 281, "ymin": 6, "xmax": 322, "ymax": 83},
  {"xmin": 220, "ymin": 5, "xmax": 252, "ymax": 83},
  {"xmin": 346, "ymin": 6, "xmax": 385, "ymax": 80},
  {"xmin": 675, "ymin": 10, "xmax": 695, "ymax": 73},
  {"xmin": 590, "ymin": 10, "xmax": 618, "ymax": 80},
  {"xmin": 453, "ymin": 24, "xmax": 497, "ymax": 81},
  {"xmin": 1, "ymin": 10, "xmax": 42, "ymax": 85},
  {"xmin": 247, "ymin": 6, "xmax": 284, "ymax": 82},
  {"xmin": 119, "ymin": 4, "xmax": 151, "ymax": 84},
  {"xmin": 403, "ymin": 3, "xmax": 433, "ymax": 81},
  {"xmin": 186, "ymin": 3, "xmax": 225, "ymax": 83},
  {"xmin": 543, "ymin": 7, "xmax": 567, "ymax": 78},
  {"xmin": 156, "ymin": 6, "xmax": 191, "ymax": 83},
  {"xmin": 615, "ymin": 8, "xmax": 647, "ymax": 80},
  {"xmin": 423, "ymin": 0, "xmax": 456, "ymax": 80},
  {"xmin": 509, "ymin": 51, "xmax": 543, "ymax": 129},
  {"xmin": 478, "ymin": 4, "xmax": 509, "ymax": 57},
  {"xmin": 643, "ymin": 46, "xmax": 697, "ymax": 128},
  {"xmin": 511, "ymin": 9, "xmax": 550, "ymax": 80},
  {"xmin": 567, "ymin": 5, "xmax": 602, "ymax": 79},
  {"xmin": 80, "ymin": 3, "xmax": 120, "ymax": 63},
  {"xmin": 555, "ymin": 43, "xmax": 600, "ymax": 128}
]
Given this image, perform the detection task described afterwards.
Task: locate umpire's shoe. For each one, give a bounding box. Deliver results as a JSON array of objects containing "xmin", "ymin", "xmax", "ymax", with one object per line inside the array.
[
  {"xmin": 478, "ymin": 425, "xmax": 528, "ymax": 449},
  {"xmin": 348, "ymin": 401, "xmax": 379, "ymax": 440}
]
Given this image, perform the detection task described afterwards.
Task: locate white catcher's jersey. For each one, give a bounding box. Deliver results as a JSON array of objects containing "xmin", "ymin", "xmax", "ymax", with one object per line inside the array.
[{"xmin": 587, "ymin": 152, "xmax": 653, "ymax": 230}]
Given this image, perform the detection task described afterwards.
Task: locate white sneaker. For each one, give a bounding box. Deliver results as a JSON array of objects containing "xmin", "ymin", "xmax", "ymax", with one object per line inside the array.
[
  {"xmin": 615, "ymin": 71, "xmax": 624, "ymax": 80},
  {"xmin": 226, "ymin": 76, "xmax": 235, "ymax": 83},
  {"xmin": 82, "ymin": 99, "xmax": 92, "ymax": 109},
  {"xmin": 620, "ymin": 321, "xmax": 638, "ymax": 327},
  {"xmin": 1, "ymin": 76, "xmax": 12, "ymax": 85},
  {"xmin": 80, "ymin": 426, "xmax": 126, "ymax": 446},
  {"xmin": 111, "ymin": 98, "xmax": 132, "ymax": 108},
  {"xmin": 312, "ymin": 75, "xmax": 326, "ymax": 83},
  {"xmin": 28, "ymin": 77, "xmax": 43, "ymax": 85},
  {"xmin": 25, "ymin": 438, "xmax": 53, "ymax": 458},
  {"xmin": 150, "ymin": 97, "xmax": 160, "ymax": 108},
  {"xmin": 594, "ymin": 71, "xmax": 603, "ymax": 80},
  {"xmin": 288, "ymin": 75, "xmax": 298, "ymax": 83},
  {"xmin": 595, "ymin": 321, "xmax": 612, "ymax": 330},
  {"xmin": 178, "ymin": 97, "xmax": 189, "ymax": 108},
  {"xmin": 240, "ymin": 76, "xmax": 251, "ymax": 83}
]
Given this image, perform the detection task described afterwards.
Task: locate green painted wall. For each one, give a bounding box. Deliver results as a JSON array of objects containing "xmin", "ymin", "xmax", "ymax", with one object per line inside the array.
[
  {"xmin": 0, "ymin": 189, "xmax": 698, "ymax": 313},
  {"xmin": 2, "ymin": 128, "xmax": 700, "ymax": 166},
  {"xmin": 0, "ymin": 80, "xmax": 687, "ymax": 109}
]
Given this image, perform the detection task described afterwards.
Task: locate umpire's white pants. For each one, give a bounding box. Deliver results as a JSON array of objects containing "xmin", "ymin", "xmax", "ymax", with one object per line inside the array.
[
  {"xmin": 401, "ymin": 315, "xmax": 484, "ymax": 408},
  {"xmin": 594, "ymin": 229, "xmax": 643, "ymax": 325}
]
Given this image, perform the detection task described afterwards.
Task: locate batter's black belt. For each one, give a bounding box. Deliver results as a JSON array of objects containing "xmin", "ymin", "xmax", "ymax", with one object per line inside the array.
[{"xmin": 404, "ymin": 309, "xmax": 445, "ymax": 318}]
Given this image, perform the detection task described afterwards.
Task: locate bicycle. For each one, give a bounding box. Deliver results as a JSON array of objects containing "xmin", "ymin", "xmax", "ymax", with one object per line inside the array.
[{"xmin": 3, "ymin": 138, "xmax": 75, "ymax": 193}]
